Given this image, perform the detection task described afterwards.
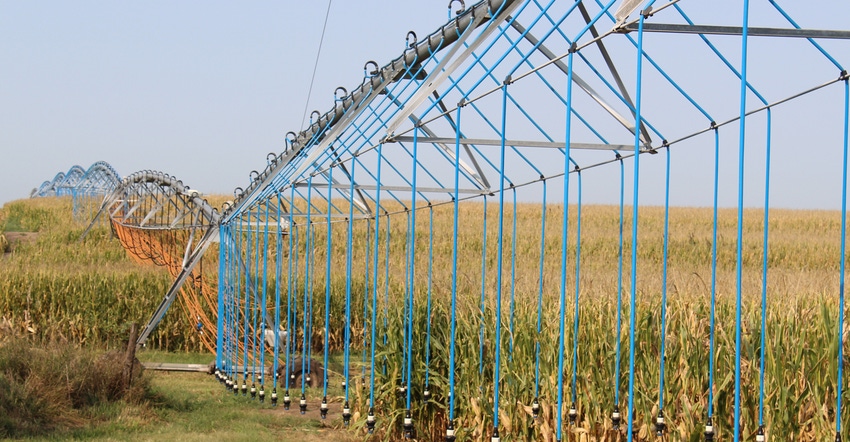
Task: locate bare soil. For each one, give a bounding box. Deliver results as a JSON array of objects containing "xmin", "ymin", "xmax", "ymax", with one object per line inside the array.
[{"xmin": 2, "ymin": 232, "xmax": 38, "ymax": 255}]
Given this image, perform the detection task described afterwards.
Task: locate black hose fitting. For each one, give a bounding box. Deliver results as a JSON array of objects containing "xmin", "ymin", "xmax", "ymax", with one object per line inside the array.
[
  {"xmin": 342, "ymin": 401, "xmax": 352, "ymax": 425},
  {"xmin": 271, "ymin": 388, "xmax": 278, "ymax": 406},
  {"xmin": 299, "ymin": 394, "xmax": 307, "ymax": 414},
  {"xmin": 283, "ymin": 391, "xmax": 291, "ymax": 410},
  {"xmin": 320, "ymin": 397, "xmax": 329, "ymax": 419}
]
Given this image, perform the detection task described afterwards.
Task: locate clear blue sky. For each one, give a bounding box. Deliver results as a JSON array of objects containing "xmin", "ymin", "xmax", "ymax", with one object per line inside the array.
[
  {"xmin": 2, "ymin": 1, "xmax": 849, "ymax": 209},
  {"xmin": 0, "ymin": 1, "xmax": 445, "ymax": 205}
]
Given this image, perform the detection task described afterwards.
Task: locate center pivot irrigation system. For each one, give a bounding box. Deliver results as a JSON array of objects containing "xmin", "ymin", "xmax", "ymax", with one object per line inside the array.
[{"xmin": 42, "ymin": 0, "xmax": 850, "ymax": 440}]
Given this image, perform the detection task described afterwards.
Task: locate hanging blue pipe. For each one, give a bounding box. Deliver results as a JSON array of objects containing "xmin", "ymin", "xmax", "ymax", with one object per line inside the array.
[
  {"xmin": 556, "ymin": 48, "xmax": 575, "ymax": 442},
  {"xmin": 361, "ymin": 219, "xmax": 371, "ymax": 385},
  {"xmin": 285, "ymin": 188, "xmax": 296, "ymax": 397},
  {"xmin": 835, "ymin": 72, "xmax": 850, "ymax": 440},
  {"xmin": 758, "ymin": 109, "xmax": 773, "ymax": 428},
  {"xmin": 406, "ymin": 126, "xmax": 419, "ymax": 413},
  {"xmin": 509, "ymin": 186, "xmax": 518, "ymax": 361},
  {"xmin": 383, "ymin": 214, "xmax": 392, "ymax": 377},
  {"xmin": 252, "ymin": 207, "xmax": 262, "ymax": 390},
  {"xmin": 658, "ymin": 147, "xmax": 671, "ymax": 418},
  {"xmin": 273, "ymin": 196, "xmax": 283, "ymax": 401},
  {"xmin": 401, "ymin": 209, "xmax": 412, "ymax": 404},
  {"xmin": 323, "ymin": 164, "xmax": 334, "ymax": 406},
  {"xmin": 302, "ymin": 178, "xmax": 314, "ymax": 397},
  {"xmin": 614, "ymin": 157, "xmax": 625, "ymax": 409},
  {"xmin": 227, "ymin": 225, "xmax": 236, "ymax": 382},
  {"xmin": 626, "ymin": 9, "xmax": 648, "ymax": 442},
  {"xmin": 707, "ymin": 127, "xmax": 720, "ymax": 423},
  {"xmin": 342, "ymin": 155, "xmax": 356, "ymax": 417},
  {"xmin": 221, "ymin": 225, "xmax": 230, "ymax": 378},
  {"xmin": 424, "ymin": 205, "xmax": 434, "ymax": 395},
  {"xmin": 733, "ymin": 3, "xmax": 751, "ymax": 440},
  {"xmin": 219, "ymin": 225, "xmax": 227, "ymax": 377},
  {"xmin": 242, "ymin": 213, "xmax": 252, "ymax": 393},
  {"xmin": 260, "ymin": 200, "xmax": 271, "ymax": 391},
  {"xmin": 534, "ymin": 180, "xmax": 547, "ymax": 404},
  {"xmin": 447, "ymin": 104, "xmax": 462, "ymax": 431},
  {"xmin": 491, "ymin": 82, "xmax": 510, "ymax": 440},
  {"xmin": 570, "ymin": 170, "xmax": 582, "ymax": 407},
  {"xmin": 306, "ymin": 217, "xmax": 316, "ymax": 391},
  {"xmin": 368, "ymin": 143, "xmax": 382, "ymax": 419},
  {"xmin": 479, "ymin": 196, "xmax": 489, "ymax": 380}
]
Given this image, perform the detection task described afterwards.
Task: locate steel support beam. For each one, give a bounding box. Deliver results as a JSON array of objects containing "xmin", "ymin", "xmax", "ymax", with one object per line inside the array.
[
  {"xmin": 294, "ymin": 182, "xmax": 486, "ymax": 195},
  {"xmin": 622, "ymin": 23, "xmax": 850, "ymax": 39},
  {"xmin": 391, "ymin": 136, "xmax": 634, "ymax": 151}
]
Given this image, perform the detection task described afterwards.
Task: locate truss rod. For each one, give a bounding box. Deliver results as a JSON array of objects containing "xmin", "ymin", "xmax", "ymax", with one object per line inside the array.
[{"xmin": 509, "ymin": 19, "xmax": 645, "ymax": 144}]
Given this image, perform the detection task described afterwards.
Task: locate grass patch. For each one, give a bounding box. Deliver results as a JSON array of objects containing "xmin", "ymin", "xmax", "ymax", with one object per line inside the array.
[
  {"xmin": 135, "ymin": 349, "xmax": 213, "ymax": 365},
  {"xmin": 0, "ymin": 337, "xmax": 148, "ymax": 439}
]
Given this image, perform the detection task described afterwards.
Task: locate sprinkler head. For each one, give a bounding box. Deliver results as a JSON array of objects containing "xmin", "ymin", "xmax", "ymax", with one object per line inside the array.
[
  {"xmin": 403, "ymin": 410, "xmax": 413, "ymax": 438},
  {"xmin": 241, "ymin": 382, "xmax": 247, "ymax": 396},
  {"xmin": 491, "ymin": 427, "xmax": 501, "ymax": 442},
  {"xmin": 271, "ymin": 388, "xmax": 278, "ymax": 406},
  {"xmin": 704, "ymin": 418, "xmax": 714, "ymax": 441},
  {"xmin": 423, "ymin": 389, "xmax": 432, "ymax": 402},
  {"xmin": 320, "ymin": 397, "xmax": 328, "ymax": 419},
  {"xmin": 568, "ymin": 404, "xmax": 577, "ymax": 425},
  {"xmin": 258, "ymin": 386, "xmax": 265, "ymax": 403},
  {"xmin": 366, "ymin": 409, "xmax": 376, "ymax": 433},
  {"xmin": 755, "ymin": 426, "xmax": 765, "ymax": 442},
  {"xmin": 341, "ymin": 380, "xmax": 346, "ymax": 391},
  {"xmin": 250, "ymin": 384, "xmax": 257, "ymax": 399},
  {"xmin": 342, "ymin": 401, "xmax": 352, "ymax": 425},
  {"xmin": 655, "ymin": 410, "xmax": 666, "ymax": 436},
  {"xmin": 611, "ymin": 406, "xmax": 621, "ymax": 430},
  {"xmin": 445, "ymin": 423, "xmax": 457, "ymax": 442},
  {"xmin": 532, "ymin": 398, "xmax": 540, "ymax": 419},
  {"xmin": 283, "ymin": 391, "xmax": 291, "ymax": 410},
  {"xmin": 299, "ymin": 394, "xmax": 307, "ymax": 414}
]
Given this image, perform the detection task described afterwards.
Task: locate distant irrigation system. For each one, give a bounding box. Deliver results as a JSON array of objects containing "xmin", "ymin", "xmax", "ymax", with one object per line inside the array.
[{"xmin": 33, "ymin": 0, "xmax": 850, "ymax": 440}]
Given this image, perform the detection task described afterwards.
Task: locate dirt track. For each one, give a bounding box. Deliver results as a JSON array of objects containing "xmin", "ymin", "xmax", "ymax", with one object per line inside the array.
[{"xmin": 2, "ymin": 232, "xmax": 37, "ymax": 255}]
